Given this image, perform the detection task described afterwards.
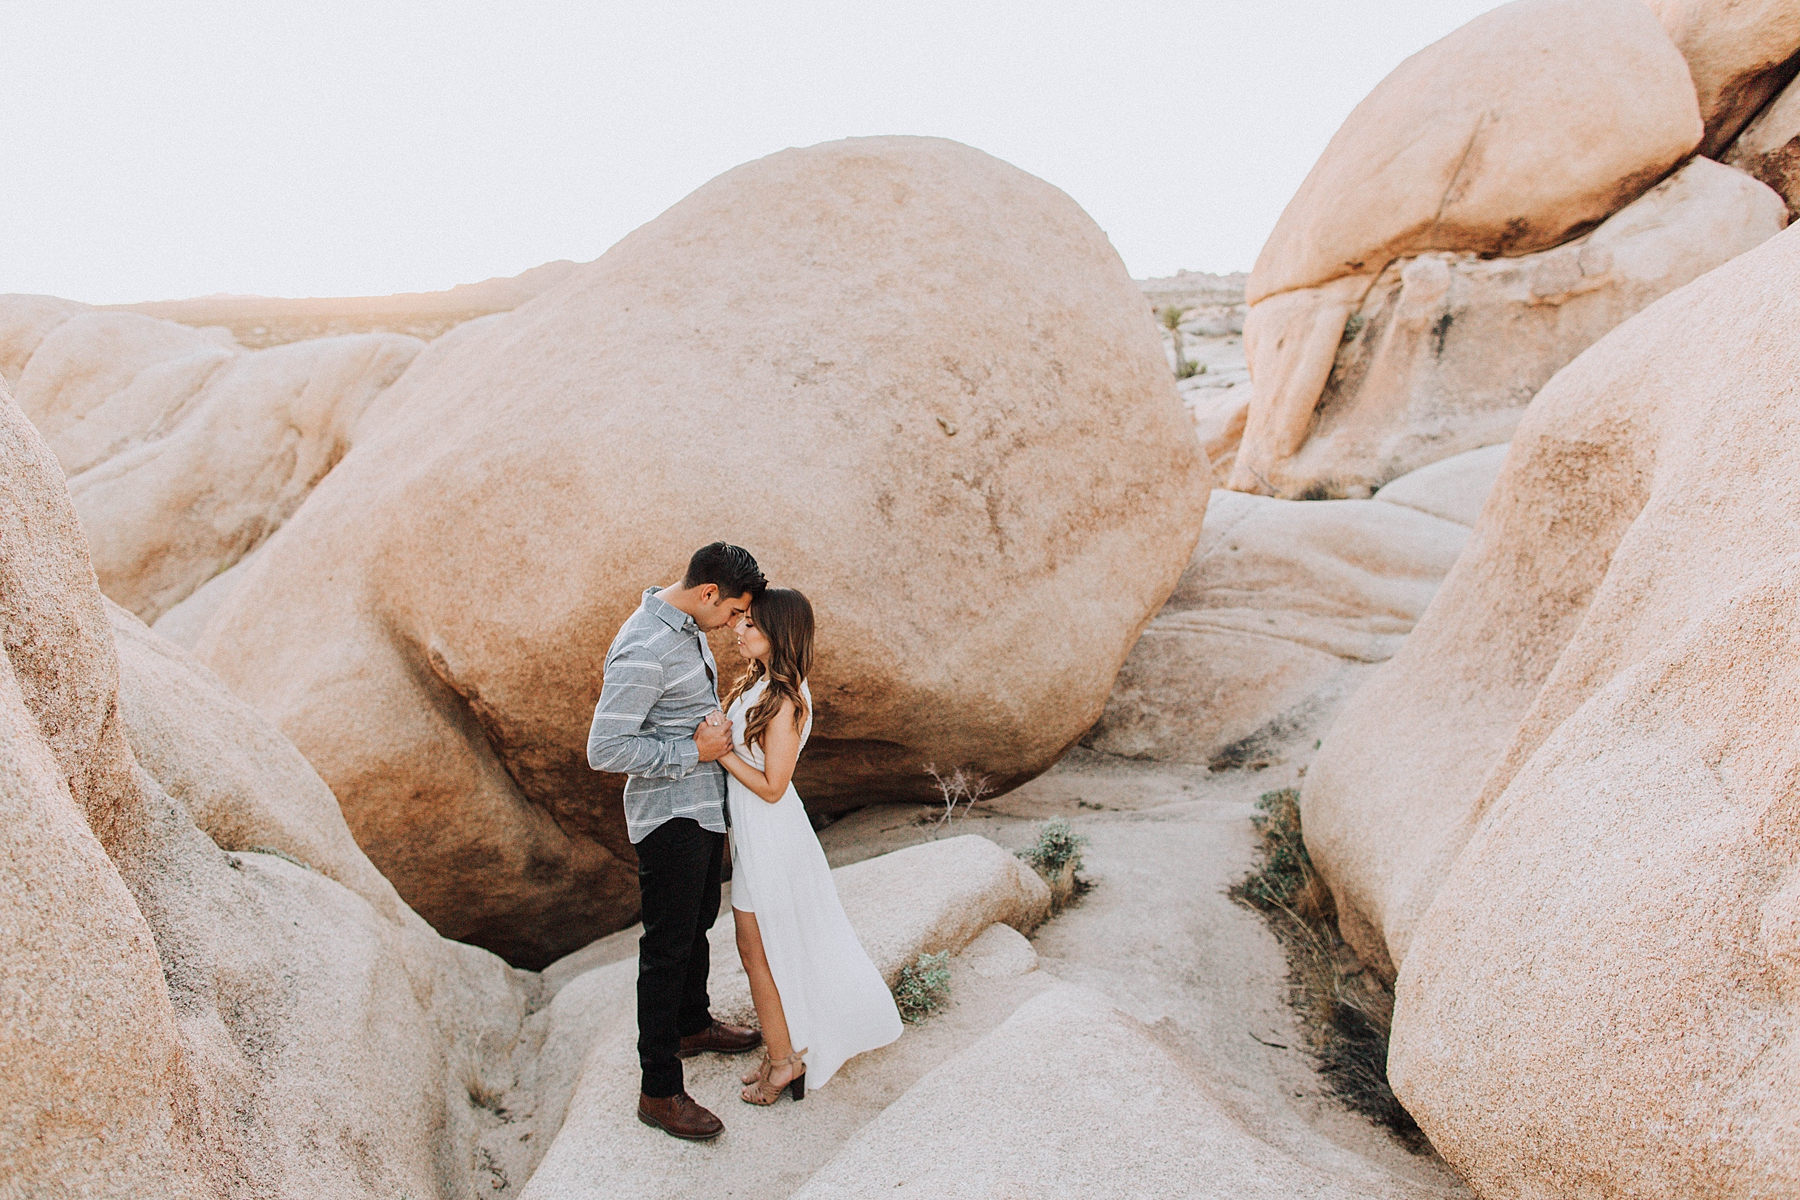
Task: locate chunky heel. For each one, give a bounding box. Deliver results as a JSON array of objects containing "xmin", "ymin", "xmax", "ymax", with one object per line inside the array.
[{"xmin": 740, "ymin": 1048, "xmax": 807, "ymax": 1105}]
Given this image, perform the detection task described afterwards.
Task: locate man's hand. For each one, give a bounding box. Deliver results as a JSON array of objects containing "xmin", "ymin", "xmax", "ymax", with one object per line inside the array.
[{"xmin": 694, "ymin": 710, "xmax": 731, "ymax": 762}]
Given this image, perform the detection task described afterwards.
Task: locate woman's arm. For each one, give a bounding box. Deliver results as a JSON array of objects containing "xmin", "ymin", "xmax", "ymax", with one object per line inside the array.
[{"xmin": 717, "ymin": 698, "xmax": 802, "ymax": 803}]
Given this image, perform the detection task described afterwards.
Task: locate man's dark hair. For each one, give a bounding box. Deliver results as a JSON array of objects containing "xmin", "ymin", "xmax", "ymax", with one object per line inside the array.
[{"xmin": 683, "ymin": 542, "xmax": 766, "ymax": 601}]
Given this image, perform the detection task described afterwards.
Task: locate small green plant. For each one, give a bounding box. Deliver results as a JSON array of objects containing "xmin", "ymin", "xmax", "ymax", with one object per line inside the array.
[
  {"xmin": 894, "ymin": 950, "xmax": 952, "ymax": 1022},
  {"xmin": 1018, "ymin": 817, "xmax": 1091, "ymax": 909},
  {"xmin": 1018, "ymin": 817, "xmax": 1088, "ymax": 875},
  {"xmin": 1175, "ymin": 357, "xmax": 1205, "ymax": 380},
  {"xmin": 1157, "ymin": 303, "xmax": 1187, "ymax": 331}
]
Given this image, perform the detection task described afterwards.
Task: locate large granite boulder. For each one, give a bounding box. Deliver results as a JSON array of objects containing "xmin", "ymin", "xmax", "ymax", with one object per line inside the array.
[
  {"xmin": 192, "ymin": 135, "xmax": 1209, "ymax": 968},
  {"xmin": 1647, "ymin": 0, "xmax": 1800, "ymax": 156},
  {"xmin": 1304, "ymin": 225, "xmax": 1800, "ymax": 1193},
  {"xmin": 4, "ymin": 300, "xmax": 421, "ymax": 621},
  {"xmin": 0, "ymin": 379, "xmax": 532, "ymax": 1198},
  {"xmin": 1229, "ymin": 0, "xmax": 1701, "ymax": 495},
  {"xmin": 1241, "ymin": 158, "xmax": 1785, "ymax": 497}
]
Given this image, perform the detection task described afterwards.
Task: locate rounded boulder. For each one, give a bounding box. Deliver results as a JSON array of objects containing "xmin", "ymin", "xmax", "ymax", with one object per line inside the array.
[{"xmin": 194, "ymin": 136, "xmax": 1209, "ymax": 967}]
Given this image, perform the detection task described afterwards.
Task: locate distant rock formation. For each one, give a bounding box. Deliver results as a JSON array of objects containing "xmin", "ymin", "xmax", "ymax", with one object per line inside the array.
[
  {"xmin": 114, "ymin": 259, "xmax": 580, "ymax": 348},
  {"xmin": 1137, "ymin": 268, "xmax": 1247, "ymax": 312}
]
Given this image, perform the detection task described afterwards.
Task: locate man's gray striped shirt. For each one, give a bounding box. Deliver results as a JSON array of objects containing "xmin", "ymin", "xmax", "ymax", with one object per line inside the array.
[{"xmin": 586, "ymin": 587, "xmax": 727, "ymax": 843}]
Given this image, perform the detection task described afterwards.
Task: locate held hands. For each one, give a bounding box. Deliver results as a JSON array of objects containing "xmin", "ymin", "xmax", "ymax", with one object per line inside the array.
[{"xmin": 694, "ymin": 709, "xmax": 732, "ymax": 762}]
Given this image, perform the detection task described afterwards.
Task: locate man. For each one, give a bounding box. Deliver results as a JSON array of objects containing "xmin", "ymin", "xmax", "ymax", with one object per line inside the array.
[{"xmin": 587, "ymin": 542, "xmax": 768, "ymax": 1141}]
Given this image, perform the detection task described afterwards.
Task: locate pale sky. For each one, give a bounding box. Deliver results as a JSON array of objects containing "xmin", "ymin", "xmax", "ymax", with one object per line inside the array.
[{"xmin": 3, "ymin": 1, "xmax": 1501, "ymax": 305}]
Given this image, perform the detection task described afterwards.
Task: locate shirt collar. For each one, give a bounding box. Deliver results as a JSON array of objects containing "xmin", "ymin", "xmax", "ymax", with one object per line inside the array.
[{"xmin": 642, "ymin": 586, "xmax": 698, "ymax": 634}]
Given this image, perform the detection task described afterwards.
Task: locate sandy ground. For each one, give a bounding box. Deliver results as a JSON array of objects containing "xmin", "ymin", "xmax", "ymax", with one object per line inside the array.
[{"xmin": 517, "ymin": 741, "xmax": 1468, "ymax": 1198}]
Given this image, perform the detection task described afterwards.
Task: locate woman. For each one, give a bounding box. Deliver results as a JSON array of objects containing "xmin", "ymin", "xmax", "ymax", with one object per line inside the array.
[{"xmin": 717, "ymin": 587, "xmax": 903, "ymax": 1104}]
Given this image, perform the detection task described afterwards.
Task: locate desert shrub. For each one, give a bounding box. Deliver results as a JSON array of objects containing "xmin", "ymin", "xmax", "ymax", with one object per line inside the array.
[
  {"xmin": 894, "ymin": 950, "xmax": 952, "ymax": 1022},
  {"xmin": 1229, "ymin": 788, "xmax": 1426, "ymax": 1150},
  {"xmin": 1175, "ymin": 357, "xmax": 1205, "ymax": 379},
  {"xmin": 1018, "ymin": 817, "xmax": 1088, "ymax": 875},
  {"xmin": 1018, "ymin": 817, "xmax": 1091, "ymax": 910}
]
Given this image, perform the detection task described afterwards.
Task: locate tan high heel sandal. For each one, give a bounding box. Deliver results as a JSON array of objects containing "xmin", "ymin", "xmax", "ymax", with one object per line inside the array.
[{"xmin": 740, "ymin": 1048, "xmax": 807, "ymax": 1105}]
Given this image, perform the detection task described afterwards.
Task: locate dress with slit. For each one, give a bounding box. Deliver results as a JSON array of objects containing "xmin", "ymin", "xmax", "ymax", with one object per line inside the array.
[{"xmin": 727, "ymin": 679, "xmax": 902, "ymax": 1089}]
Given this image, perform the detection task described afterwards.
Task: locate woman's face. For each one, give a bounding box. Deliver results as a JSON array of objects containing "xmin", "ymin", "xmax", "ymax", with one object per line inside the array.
[{"xmin": 734, "ymin": 613, "xmax": 772, "ymax": 663}]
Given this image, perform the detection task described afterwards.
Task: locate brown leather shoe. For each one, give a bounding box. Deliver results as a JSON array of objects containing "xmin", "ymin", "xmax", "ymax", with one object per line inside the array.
[
  {"xmin": 678, "ymin": 1019, "xmax": 763, "ymax": 1058},
  {"xmin": 637, "ymin": 1091, "xmax": 724, "ymax": 1141}
]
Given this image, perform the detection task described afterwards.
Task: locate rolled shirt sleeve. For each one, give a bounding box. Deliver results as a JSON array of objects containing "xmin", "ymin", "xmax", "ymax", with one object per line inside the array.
[{"xmin": 586, "ymin": 653, "xmax": 700, "ymax": 779}]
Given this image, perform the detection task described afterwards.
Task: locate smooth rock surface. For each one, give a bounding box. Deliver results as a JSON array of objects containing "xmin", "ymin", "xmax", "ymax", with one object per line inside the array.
[
  {"xmin": 0, "ymin": 294, "xmax": 87, "ymax": 386},
  {"xmin": 1247, "ymin": 0, "xmax": 1699, "ymax": 307},
  {"xmin": 1085, "ymin": 489, "xmax": 1468, "ymax": 766},
  {"xmin": 794, "ymin": 985, "xmax": 1446, "ymax": 1200},
  {"xmin": 1234, "ymin": 157, "xmax": 1785, "ymax": 497},
  {"xmin": 109, "ymin": 599, "xmax": 408, "ymax": 921},
  {"xmin": 1193, "ymin": 385, "xmax": 1252, "ymax": 478},
  {"xmin": 149, "ymin": 550, "xmax": 259, "ymax": 650},
  {"xmin": 1304, "ymin": 223, "xmax": 1800, "ymax": 1193},
  {"xmin": 194, "ymin": 135, "xmax": 1209, "ymax": 967},
  {"xmin": 1647, "ymin": 0, "xmax": 1800, "ymax": 156},
  {"xmin": 834, "ymin": 834, "xmax": 1050, "ymax": 984},
  {"xmin": 1371, "ymin": 443, "xmax": 1508, "ymax": 528},
  {"xmin": 3, "ymin": 299, "xmax": 423, "ymax": 621},
  {"xmin": 961, "ymin": 921, "xmax": 1038, "ymax": 978},
  {"xmin": 1232, "ymin": 274, "xmax": 1377, "ymax": 494},
  {"xmin": 0, "ymin": 377, "xmax": 533, "ymax": 1199}
]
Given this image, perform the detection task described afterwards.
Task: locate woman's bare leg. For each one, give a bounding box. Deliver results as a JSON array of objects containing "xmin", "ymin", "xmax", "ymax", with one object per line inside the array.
[{"xmin": 734, "ymin": 909, "xmax": 801, "ymax": 1087}]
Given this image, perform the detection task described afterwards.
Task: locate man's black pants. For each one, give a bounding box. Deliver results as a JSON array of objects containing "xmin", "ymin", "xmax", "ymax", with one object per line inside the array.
[{"xmin": 635, "ymin": 817, "xmax": 724, "ymax": 1098}]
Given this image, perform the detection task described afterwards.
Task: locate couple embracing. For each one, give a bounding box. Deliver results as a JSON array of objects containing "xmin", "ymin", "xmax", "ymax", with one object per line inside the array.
[{"xmin": 587, "ymin": 542, "xmax": 902, "ymax": 1140}]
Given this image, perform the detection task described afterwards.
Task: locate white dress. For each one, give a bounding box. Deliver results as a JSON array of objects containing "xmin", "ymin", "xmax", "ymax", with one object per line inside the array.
[{"xmin": 727, "ymin": 679, "xmax": 902, "ymax": 1090}]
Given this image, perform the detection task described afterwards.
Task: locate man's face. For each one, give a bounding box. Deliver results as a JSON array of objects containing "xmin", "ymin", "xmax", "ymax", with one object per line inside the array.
[{"xmin": 694, "ymin": 587, "xmax": 754, "ymax": 632}]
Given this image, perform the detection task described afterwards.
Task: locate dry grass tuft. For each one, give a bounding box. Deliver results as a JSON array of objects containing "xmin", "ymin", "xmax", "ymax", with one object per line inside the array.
[{"xmin": 1229, "ymin": 788, "xmax": 1427, "ymax": 1150}]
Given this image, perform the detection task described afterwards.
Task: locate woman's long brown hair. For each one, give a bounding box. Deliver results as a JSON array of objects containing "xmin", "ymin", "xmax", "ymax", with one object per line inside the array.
[{"xmin": 722, "ymin": 587, "xmax": 813, "ymax": 750}]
